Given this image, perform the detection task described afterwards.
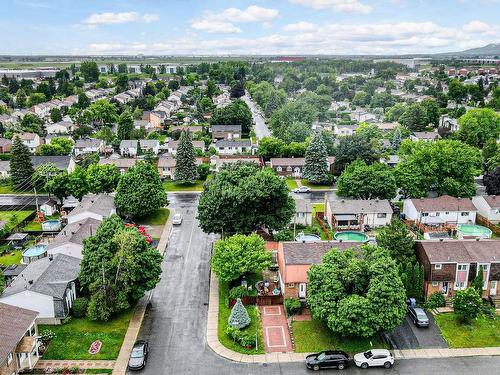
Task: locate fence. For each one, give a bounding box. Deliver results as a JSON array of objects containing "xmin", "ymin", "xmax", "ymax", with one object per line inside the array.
[
  {"xmin": 476, "ymin": 214, "xmax": 500, "ymax": 236},
  {"xmin": 229, "ymin": 295, "xmax": 283, "ymax": 307}
]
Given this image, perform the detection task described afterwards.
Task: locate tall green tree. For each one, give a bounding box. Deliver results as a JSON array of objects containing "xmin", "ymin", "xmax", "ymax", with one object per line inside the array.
[
  {"xmin": 337, "ymin": 161, "xmax": 396, "ymax": 200},
  {"xmin": 376, "ymin": 220, "xmax": 415, "ymax": 266},
  {"xmin": 457, "ymin": 108, "xmax": 500, "ymax": 148},
  {"xmin": 470, "ymin": 266, "xmax": 484, "ymax": 296},
  {"xmin": 117, "ymin": 109, "xmax": 134, "ymax": 141},
  {"xmin": 86, "ymin": 164, "xmax": 120, "ymax": 193},
  {"xmin": 210, "ymin": 99, "xmax": 252, "ymax": 133},
  {"xmin": 10, "ymin": 136, "xmax": 34, "ymax": 190},
  {"xmin": 44, "ymin": 172, "xmax": 70, "ymax": 203},
  {"xmin": 303, "ymin": 132, "xmax": 330, "ymax": 184},
  {"xmin": 67, "ymin": 167, "xmax": 89, "ymax": 200},
  {"xmin": 80, "ymin": 61, "xmax": 100, "ymax": 82},
  {"xmin": 174, "ymin": 130, "xmax": 198, "ymax": 184},
  {"xmin": 333, "ymin": 134, "xmax": 378, "ymax": 174}
]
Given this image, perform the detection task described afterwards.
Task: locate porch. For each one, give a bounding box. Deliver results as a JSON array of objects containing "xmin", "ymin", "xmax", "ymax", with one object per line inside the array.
[{"xmin": 16, "ymin": 336, "xmax": 40, "ymax": 371}]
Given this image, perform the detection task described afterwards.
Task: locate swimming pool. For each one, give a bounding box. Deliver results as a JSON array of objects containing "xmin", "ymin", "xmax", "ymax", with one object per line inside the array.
[
  {"xmin": 295, "ymin": 233, "xmax": 321, "ymax": 242},
  {"xmin": 334, "ymin": 231, "xmax": 369, "ymax": 242},
  {"xmin": 42, "ymin": 219, "xmax": 61, "ymax": 231},
  {"xmin": 457, "ymin": 224, "xmax": 492, "ymax": 239},
  {"xmin": 22, "ymin": 244, "xmax": 47, "ymax": 263}
]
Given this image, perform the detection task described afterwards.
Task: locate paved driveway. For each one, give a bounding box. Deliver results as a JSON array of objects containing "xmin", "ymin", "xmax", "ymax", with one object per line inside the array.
[
  {"xmin": 260, "ymin": 305, "xmax": 293, "ymax": 353},
  {"xmin": 387, "ymin": 314, "xmax": 447, "ymax": 349}
]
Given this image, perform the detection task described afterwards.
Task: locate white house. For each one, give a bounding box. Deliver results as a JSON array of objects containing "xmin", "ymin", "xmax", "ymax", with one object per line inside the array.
[
  {"xmin": 472, "ymin": 195, "xmax": 500, "ymax": 224},
  {"xmin": 47, "ymin": 217, "xmax": 101, "ymax": 259},
  {"xmin": 211, "ymin": 139, "xmax": 252, "ymax": 155},
  {"xmin": 66, "ymin": 194, "xmax": 116, "ymax": 224},
  {"xmin": 139, "ymin": 140, "xmax": 160, "ymax": 155},
  {"xmin": 73, "ymin": 138, "xmax": 104, "ymax": 157},
  {"xmin": 293, "ymin": 198, "xmax": 313, "ymax": 226},
  {"xmin": 45, "ymin": 121, "xmax": 75, "ymax": 135},
  {"xmin": 324, "ymin": 198, "xmax": 393, "ymax": 230},
  {"xmin": 403, "ymin": 195, "xmax": 477, "ymax": 225},
  {"xmin": 334, "ymin": 124, "xmax": 358, "ymax": 136},
  {"xmin": 40, "ymin": 199, "xmax": 57, "ymax": 216},
  {"xmin": 166, "ymin": 140, "xmax": 205, "ymax": 155},
  {"xmin": 119, "ymin": 140, "xmax": 138, "ymax": 157},
  {"xmin": 17, "ymin": 133, "xmax": 41, "ymax": 153}
]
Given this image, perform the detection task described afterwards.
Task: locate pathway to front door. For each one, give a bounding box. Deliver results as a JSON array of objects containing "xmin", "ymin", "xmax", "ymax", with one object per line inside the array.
[{"xmin": 260, "ymin": 305, "xmax": 293, "ymax": 353}]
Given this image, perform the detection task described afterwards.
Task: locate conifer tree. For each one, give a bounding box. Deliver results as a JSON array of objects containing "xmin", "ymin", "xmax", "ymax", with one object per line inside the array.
[
  {"xmin": 117, "ymin": 110, "xmax": 134, "ymax": 141},
  {"xmin": 174, "ymin": 130, "xmax": 198, "ymax": 184},
  {"xmin": 303, "ymin": 132, "xmax": 329, "ymax": 184},
  {"xmin": 228, "ymin": 298, "xmax": 251, "ymax": 329},
  {"xmin": 391, "ymin": 127, "xmax": 402, "ymax": 149},
  {"xmin": 10, "ymin": 136, "xmax": 34, "ymax": 190}
]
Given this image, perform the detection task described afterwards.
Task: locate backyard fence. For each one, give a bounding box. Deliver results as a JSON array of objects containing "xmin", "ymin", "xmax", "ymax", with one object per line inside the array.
[
  {"xmin": 476, "ymin": 214, "xmax": 500, "ymax": 236},
  {"xmin": 229, "ymin": 295, "xmax": 283, "ymax": 307}
]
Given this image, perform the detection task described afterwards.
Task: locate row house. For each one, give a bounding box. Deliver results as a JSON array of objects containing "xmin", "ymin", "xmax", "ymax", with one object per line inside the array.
[
  {"xmin": 119, "ymin": 140, "xmax": 138, "ymax": 157},
  {"xmin": 416, "ymin": 240, "xmax": 500, "ymax": 300},
  {"xmin": 157, "ymin": 154, "xmax": 205, "ymax": 179},
  {"xmin": 210, "ymin": 124, "xmax": 242, "ymax": 141},
  {"xmin": 211, "ymin": 139, "xmax": 252, "ymax": 155},
  {"xmin": 324, "ymin": 198, "xmax": 393, "ymax": 230},
  {"xmin": 472, "ymin": 195, "xmax": 500, "ymax": 224},
  {"xmin": 139, "ymin": 140, "xmax": 160, "ymax": 155},
  {"xmin": 142, "ymin": 111, "xmax": 166, "ymax": 130},
  {"xmin": 166, "ymin": 140, "xmax": 205, "ymax": 155},
  {"xmin": 17, "ymin": 132, "xmax": 41, "ymax": 153},
  {"xmin": 155, "ymin": 100, "xmax": 177, "ymax": 116},
  {"xmin": 269, "ymin": 157, "xmax": 335, "ymax": 178},
  {"xmin": 45, "ymin": 120, "xmax": 75, "ymax": 135}
]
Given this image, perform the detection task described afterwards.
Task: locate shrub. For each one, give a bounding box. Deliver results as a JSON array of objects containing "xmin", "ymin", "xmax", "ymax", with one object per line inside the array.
[
  {"xmin": 424, "ymin": 292, "xmax": 446, "ymax": 309},
  {"xmin": 273, "ymin": 228, "xmax": 294, "ymax": 241},
  {"xmin": 228, "ymin": 298, "xmax": 251, "ymax": 329},
  {"xmin": 40, "ymin": 329, "xmax": 56, "ymax": 343},
  {"xmin": 71, "ymin": 297, "xmax": 89, "ymax": 318},
  {"xmin": 229, "ymin": 286, "xmax": 250, "ymax": 300},
  {"xmin": 453, "ymin": 288, "xmax": 482, "ymax": 322},
  {"xmin": 225, "ymin": 326, "xmax": 256, "ymax": 349},
  {"xmin": 285, "ymin": 298, "xmax": 302, "ymax": 316}
]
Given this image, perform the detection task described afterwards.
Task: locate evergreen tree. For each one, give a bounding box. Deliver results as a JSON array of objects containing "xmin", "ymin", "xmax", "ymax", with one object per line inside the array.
[
  {"xmin": 117, "ymin": 110, "xmax": 134, "ymax": 141},
  {"xmin": 391, "ymin": 127, "xmax": 402, "ymax": 149},
  {"xmin": 174, "ymin": 130, "xmax": 198, "ymax": 184},
  {"xmin": 303, "ymin": 132, "xmax": 329, "ymax": 184},
  {"xmin": 10, "ymin": 136, "xmax": 34, "ymax": 190},
  {"xmin": 228, "ymin": 298, "xmax": 251, "ymax": 329}
]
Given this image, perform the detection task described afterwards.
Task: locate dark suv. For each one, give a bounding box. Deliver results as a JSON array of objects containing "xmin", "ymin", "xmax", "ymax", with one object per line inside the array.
[
  {"xmin": 306, "ymin": 350, "xmax": 349, "ymax": 371},
  {"xmin": 408, "ymin": 306, "xmax": 430, "ymax": 327}
]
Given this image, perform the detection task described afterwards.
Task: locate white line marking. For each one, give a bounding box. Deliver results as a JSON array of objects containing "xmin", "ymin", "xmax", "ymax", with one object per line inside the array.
[{"xmin": 265, "ymin": 326, "xmax": 286, "ymax": 347}]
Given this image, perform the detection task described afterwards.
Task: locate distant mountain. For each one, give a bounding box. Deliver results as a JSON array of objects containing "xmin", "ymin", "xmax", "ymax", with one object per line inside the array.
[{"xmin": 440, "ymin": 43, "xmax": 500, "ymax": 57}]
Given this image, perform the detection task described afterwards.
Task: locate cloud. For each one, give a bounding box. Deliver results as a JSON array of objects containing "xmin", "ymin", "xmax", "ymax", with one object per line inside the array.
[
  {"xmin": 219, "ymin": 6, "xmax": 279, "ymax": 22},
  {"xmin": 83, "ymin": 12, "xmax": 159, "ymax": 25},
  {"xmin": 462, "ymin": 20, "xmax": 496, "ymax": 34},
  {"xmin": 288, "ymin": 0, "xmax": 373, "ymax": 14},
  {"xmin": 190, "ymin": 19, "xmax": 241, "ymax": 34},
  {"xmin": 283, "ymin": 22, "xmax": 318, "ymax": 32}
]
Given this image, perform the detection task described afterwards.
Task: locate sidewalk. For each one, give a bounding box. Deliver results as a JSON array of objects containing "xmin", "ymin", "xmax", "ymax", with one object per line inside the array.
[
  {"xmin": 35, "ymin": 360, "xmax": 115, "ymax": 369},
  {"xmin": 394, "ymin": 347, "xmax": 500, "ymax": 359},
  {"xmin": 112, "ymin": 209, "xmax": 174, "ymax": 375}
]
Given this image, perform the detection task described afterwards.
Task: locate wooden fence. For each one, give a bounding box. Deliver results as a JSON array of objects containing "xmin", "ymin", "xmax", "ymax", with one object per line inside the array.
[
  {"xmin": 476, "ymin": 214, "xmax": 500, "ymax": 236},
  {"xmin": 229, "ymin": 295, "xmax": 283, "ymax": 307}
]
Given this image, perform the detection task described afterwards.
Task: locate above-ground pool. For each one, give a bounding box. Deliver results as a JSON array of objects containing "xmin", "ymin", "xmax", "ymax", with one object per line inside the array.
[
  {"xmin": 334, "ymin": 231, "xmax": 369, "ymax": 242},
  {"xmin": 458, "ymin": 224, "xmax": 492, "ymax": 239},
  {"xmin": 22, "ymin": 244, "xmax": 47, "ymax": 263},
  {"xmin": 42, "ymin": 220, "xmax": 61, "ymax": 231},
  {"xmin": 295, "ymin": 233, "xmax": 321, "ymax": 242}
]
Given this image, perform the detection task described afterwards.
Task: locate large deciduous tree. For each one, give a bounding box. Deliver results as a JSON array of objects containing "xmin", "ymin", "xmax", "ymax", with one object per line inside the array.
[
  {"xmin": 197, "ymin": 162, "xmax": 295, "ymax": 234},
  {"xmin": 375, "ymin": 220, "xmax": 415, "ymax": 266},
  {"xmin": 303, "ymin": 132, "xmax": 329, "ymax": 184},
  {"xmin": 457, "ymin": 108, "xmax": 500, "ymax": 148},
  {"xmin": 174, "ymin": 130, "xmax": 198, "ymax": 184},
  {"xmin": 86, "ymin": 164, "xmax": 120, "ymax": 193},
  {"xmin": 10, "ymin": 136, "xmax": 34, "ymax": 190},
  {"xmin": 210, "ymin": 99, "xmax": 252, "ymax": 133},
  {"xmin": 333, "ymin": 134, "xmax": 378, "ymax": 174},
  {"xmin": 115, "ymin": 161, "xmax": 167, "ymax": 219},
  {"xmin": 337, "ymin": 161, "xmax": 396, "ymax": 199},
  {"xmin": 80, "ymin": 61, "xmax": 100, "ymax": 82}
]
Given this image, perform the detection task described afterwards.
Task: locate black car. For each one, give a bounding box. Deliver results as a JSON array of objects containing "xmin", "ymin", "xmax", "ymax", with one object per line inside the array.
[
  {"xmin": 306, "ymin": 350, "xmax": 349, "ymax": 371},
  {"xmin": 128, "ymin": 340, "xmax": 149, "ymax": 371},
  {"xmin": 408, "ymin": 306, "xmax": 430, "ymax": 327}
]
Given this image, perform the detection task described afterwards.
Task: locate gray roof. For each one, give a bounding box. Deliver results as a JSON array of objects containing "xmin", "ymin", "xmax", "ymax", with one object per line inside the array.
[
  {"xmin": 47, "ymin": 217, "xmax": 101, "ymax": 250},
  {"xmin": 2, "ymin": 254, "xmax": 80, "ymax": 299},
  {"xmin": 99, "ymin": 158, "xmax": 137, "ymax": 169},
  {"xmin": 120, "ymin": 140, "xmax": 138, "ymax": 149},
  {"xmin": 412, "ymin": 131, "xmax": 440, "ymax": 140},
  {"xmin": 211, "ymin": 124, "xmax": 242, "ymax": 132},
  {"xmin": 67, "ymin": 194, "xmax": 115, "ymax": 220},
  {"xmin": 139, "ymin": 139, "xmax": 159, "ymax": 148},
  {"xmin": 75, "ymin": 138, "xmax": 102, "ymax": 148},
  {"xmin": 271, "ymin": 158, "xmax": 305, "ymax": 167},
  {"xmin": 168, "ymin": 140, "xmax": 205, "ymax": 149},
  {"xmin": 328, "ymin": 199, "xmax": 393, "ymax": 214},
  {"xmin": 282, "ymin": 241, "xmax": 361, "ymax": 265},
  {"xmin": 294, "ymin": 198, "xmax": 312, "ymax": 213},
  {"xmin": 49, "ymin": 121, "xmax": 73, "ymax": 129},
  {"xmin": 30, "ymin": 156, "xmax": 72, "ymax": 171},
  {"xmin": 214, "ymin": 139, "xmax": 252, "ymax": 147}
]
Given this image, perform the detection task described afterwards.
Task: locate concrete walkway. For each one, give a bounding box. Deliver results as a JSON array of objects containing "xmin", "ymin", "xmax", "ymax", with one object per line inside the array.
[
  {"xmin": 260, "ymin": 305, "xmax": 293, "ymax": 353},
  {"xmin": 112, "ymin": 208, "xmax": 174, "ymax": 375},
  {"xmin": 394, "ymin": 347, "xmax": 500, "ymax": 360},
  {"xmin": 35, "ymin": 360, "xmax": 115, "ymax": 369}
]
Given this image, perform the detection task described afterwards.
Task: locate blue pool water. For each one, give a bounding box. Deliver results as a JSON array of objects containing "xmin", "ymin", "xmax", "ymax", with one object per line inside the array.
[{"xmin": 22, "ymin": 244, "xmax": 47, "ymax": 257}]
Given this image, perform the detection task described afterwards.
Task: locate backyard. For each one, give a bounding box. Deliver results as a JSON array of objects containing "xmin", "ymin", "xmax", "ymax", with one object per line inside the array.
[
  {"xmin": 40, "ymin": 309, "xmax": 133, "ymax": 360},
  {"xmin": 0, "ymin": 248, "xmax": 22, "ymax": 266},
  {"xmin": 434, "ymin": 313, "xmax": 500, "ymax": 348},
  {"xmin": 0, "ymin": 210, "xmax": 34, "ymax": 227},
  {"xmin": 22, "ymin": 214, "xmax": 60, "ymax": 231},
  {"xmin": 291, "ymin": 320, "xmax": 388, "ymax": 354}
]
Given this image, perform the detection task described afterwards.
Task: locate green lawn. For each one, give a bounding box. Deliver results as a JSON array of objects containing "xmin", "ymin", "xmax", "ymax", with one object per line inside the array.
[
  {"xmin": 40, "ymin": 309, "xmax": 133, "ymax": 360},
  {"xmin": 218, "ymin": 279, "xmax": 264, "ymax": 354},
  {"xmin": 434, "ymin": 313, "xmax": 500, "ymax": 348},
  {"xmin": 0, "ymin": 249, "xmax": 22, "ymax": 266},
  {"xmin": 163, "ymin": 180, "xmax": 205, "ymax": 192},
  {"xmin": 292, "ymin": 320, "xmax": 388, "ymax": 354},
  {"xmin": 286, "ymin": 179, "xmax": 298, "ymax": 190},
  {"xmin": 0, "ymin": 210, "xmax": 34, "ymax": 226},
  {"xmin": 137, "ymin": 208, "xmax": 170, "ymax": 226},
  {"xmin": 300, "ymin": 180, "xmax": 333, "ymax": 190}
]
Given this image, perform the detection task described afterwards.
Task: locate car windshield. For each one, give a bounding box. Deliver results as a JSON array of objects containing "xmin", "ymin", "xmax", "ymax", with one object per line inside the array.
[
  {"xmin": 317, "ymin": 353, "xmax": 326, "ymax": 360},
  {"xmin": 364, "ymin": 351, "xmax": 373, "ymax": 359},
  {"xmin": 416, "ymin": 310, "xmax": 428, "ymax": 319},
  {"xmin": 131, "ymin": 349, "xmax": 143, "ymax": 358}
]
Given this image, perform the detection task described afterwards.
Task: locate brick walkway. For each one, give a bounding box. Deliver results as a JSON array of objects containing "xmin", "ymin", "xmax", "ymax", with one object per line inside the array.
[
  {"xmin": 35, "ymin": 360, "xmax": 115, "ymax": 369},
  {"xmin": 260, "ymin": 305, "xmax": 293, "ymax": 353}
]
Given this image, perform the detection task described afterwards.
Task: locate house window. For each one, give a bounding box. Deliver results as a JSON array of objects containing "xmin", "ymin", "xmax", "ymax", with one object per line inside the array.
[
  {"xmin": 276, "ymin": 166, "xmax": 282, "ymax": 172},
  {"xmin": 435, "ymin": 212, "xmax": 440, "ymax": 216},
  {"xmin": 7, "ymin": 353, "xmax": 12, "ymax": 365},
  {"xmin": 286, "ymin": 166, "xmax": 292, "ymax": 172},
  {"xmin": 377, "ymin": 213, "xmax": 387, "ymax": 218},
  {"xmin": 461, "ymin": 212, "xmax": 469, "ymax": 216},
  {"xmin": 455, "ymin": 281, "xmax": 466, "ymax": 289},
  {"xmin": 445, "ymin": 212, "xmax": 450, "ymax": 215},
  {"xmin": 422, "ymin": 212, "xmax": 429, "ymax": 217},
  {"xmin": 435, "ymin": 264, "xmax": 442, "ymax": 270},
  {"xmin": 287, "ymin": 283, "xmax": 295, "ymax": 288},
  {"xmin": 457, "ymin": 264, "xmax": 467, "ymax": 271},
  {"xmin": 432, "ymin": 281, "xmax": 438, "ymax": 287}
]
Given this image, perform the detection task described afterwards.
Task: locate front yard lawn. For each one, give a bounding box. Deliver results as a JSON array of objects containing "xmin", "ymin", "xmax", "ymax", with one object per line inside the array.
[
  {"xmin": 218, "ymin": 279, "xmax": 264, "ymax": 354},
  {"xmin": 40, "ymin": 309, "xmax": 133, "ymax": 360},
  {"xmin": 300, "ymin": 180, "xmax": 333, "ymax": 190},
  {"xmin": 137, "ymin": 208, "xmax": 170, "ymax": 225},
  {"xmin": 434, "ymin": 313, "xmax": 500, "ymax": 348},
  {"xmin": 285, "ymin": 179, "xmax": 298, "ymax": 190},
  {"xmin": 292, "ymin": 320, "xmax": 388, "ymax": 354},
  {"xmin": 163, "ymin": 180, "xmax": 205, "ymax": 192}
]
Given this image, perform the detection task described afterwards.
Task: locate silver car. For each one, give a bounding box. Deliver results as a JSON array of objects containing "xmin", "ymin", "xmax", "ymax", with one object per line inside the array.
[
  {"xmin": 172, "ymin": 213, "xmax": 183, "ymax": 225},
  {"xmin": 294, "ymin": 186, "xmax": 311, "ymax": 193}
]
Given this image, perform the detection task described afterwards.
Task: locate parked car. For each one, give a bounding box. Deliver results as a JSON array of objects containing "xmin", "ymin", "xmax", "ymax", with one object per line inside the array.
[
  {"xmin": 353, "ymin": 349, "xmax": 394, "ymax": 369},
  {"xmin": 128, "ymin": 340, "xmax": 149, "ymax": 371},
  {"xmin": 408, "ymin": 306, "xmax": 430, "ymax": 327},
  {"xmin": 294, "ymin": 186, "xmax": 311, "ymax": 193},
  {"xmin": 306, "ymin": 350, "xmax": 349, "ymax": 371},
  {"xmin": 172, "ymin": 213, "xmax": 183, "ymax": 225}
]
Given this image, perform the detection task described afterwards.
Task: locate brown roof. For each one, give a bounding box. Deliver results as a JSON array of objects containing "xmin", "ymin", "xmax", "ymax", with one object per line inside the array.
[
  {"xmin": 418, "ymin": 240, "xmax": 500, "ymax": 263},
  {"xmin": 0, "ymin": 303, "xmax": 38, "ymax": 366},
  {"xmin": 282, "ymin": 241, "xmax": 361, "ymax": 265},
  {"xmin": 158, "ymin": 155, "xmax": 204, "ymax": 168},
  {"xmin": 483, "ymin": 195, "xmax": 500, "ymax": 209},
  {"xmin": 410, "ymin": 195, "xmax": 476, "ymax": 212}
]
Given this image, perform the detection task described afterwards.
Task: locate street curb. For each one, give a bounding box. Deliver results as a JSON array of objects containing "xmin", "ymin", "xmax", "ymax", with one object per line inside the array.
[
  {"xmin": 165, "ymin": 191, "xmax": 202, "ymax": 194},
  {"xmin": 112, "ymin": 208, "xmax": 175, "ymax": 375}
]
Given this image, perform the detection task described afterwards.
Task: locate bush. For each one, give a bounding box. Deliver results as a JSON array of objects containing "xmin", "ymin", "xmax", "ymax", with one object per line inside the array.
[
  {"xmin": 225, "ymin": 326, "xmax": 256, "ymax": 349},
  {"xmin": 71, "ymin": 297, "xmax": 89, "ymax": 318},
  {"xmin": 285, "ymin": 298, "xmax": 302, "ymax": 316},
  {"xmin": 273, "ymin": 228, "xmax": 294, "ymax": 241},
  {"xmin": 197, "ymin": 163, "xmax": 210, "ymax": 180},
  {"xmin": 229, "ymin": 286, "xmax": 250, "ymax": 300},
  {"xmin": 40, "ymin": 329, "xmax": 56, "ymax": 343},
  {"xmin": 424, "ymin": 292, "xmax": 446, "ymax": 309},
  {"xmin": 453, "ymin": 288, "xmax": 482, "ymax": 322}
]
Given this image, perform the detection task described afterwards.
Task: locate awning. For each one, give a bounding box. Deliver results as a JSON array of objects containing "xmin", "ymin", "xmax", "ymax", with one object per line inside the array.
[
  {"xmin": 16, "ymin": 336, "xmax": 35, "ymax": 353},
  {"xmin": 335, "ymin": 214, "xmax": 357, "ymax": 221}
]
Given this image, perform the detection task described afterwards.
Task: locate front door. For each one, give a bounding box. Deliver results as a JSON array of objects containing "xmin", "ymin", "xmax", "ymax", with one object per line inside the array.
[
  {"xmin": 490, "ymin": 281, "xmax": 498, "ymax": 296},
  {"xmin": 441, "ymin": 281, "xmax": 449, "ymax": 295},
  {"xmin": 298, "ymin": 283, "xmax": 307, "ymax": 298}
]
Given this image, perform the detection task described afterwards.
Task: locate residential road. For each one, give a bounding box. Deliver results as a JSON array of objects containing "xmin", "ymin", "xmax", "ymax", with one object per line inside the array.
[{"xmin": 242, "ymin": 92, "xmax": 271, "ymax": 140}]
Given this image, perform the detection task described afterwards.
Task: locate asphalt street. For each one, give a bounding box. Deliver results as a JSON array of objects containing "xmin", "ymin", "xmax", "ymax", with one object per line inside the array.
[
  {"xmin": 242, "ymin": 93, "xmax": 272, "ymax": 139},
  {"xmin": 130, "ymin": 193, "xmax": 500, "ymax": 375}
]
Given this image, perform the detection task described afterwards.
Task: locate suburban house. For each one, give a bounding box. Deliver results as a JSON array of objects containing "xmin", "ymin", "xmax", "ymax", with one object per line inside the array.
[
  {"xmin": 45, "ymin": 121, "xmax": 75, "ymax": 135},
  {"xmin": 0, "ymin": 138, "xmax": 12, "ymax": 153},
  {"xmin": 139, "ymin": 140, "xmax": 160, "ymax": 155},
  {"xmin": 210, "ymin": 124, "xmax": 242, "ymax": 141},
  {"xmin": 292, "ymin": 198, "xmax": 313, "ymax": 226},
  {"xmin": 403, "ymin": 196, "xmax": 477, "ymax": 234},
  {"xmin": 380, "ymin": 155, "xmax": 400, "ymax": 168},
  {"xmin": 74, "ymin": 138, "xmax": 105, "ymax": 157},
  {"xmin": 99, "ymin": 158, "xmax": 137, "ymax": 174},
  {"xmin": 0, "ymin": 254, "xmax": 81, "ymax": 324},
  {"xmin": 47, "ymin": 217, "xmax": 101, "ymax": 259},
  {"xmin": 334, "ymin": 124, "xmax": 359, "ymax": 136},
  {"xmin": 270, "ymin": 157, "xmax": 335, "ymax": 178},
  {"xmin": 65, "ymin": 194, "xmax": 116, "ymax": 224},
  {"xmin": 166, "ymin": 140, "xmax": 205, "ymax": 155},
  {"xmin": 119, "ymin": 140, "xmax": 138, "ymax": 157},
  {"xmin": 211, "ymin": 139, "xmax": 252, "ymax": 155},
  {"xmin": 375, "ymin": 122, "xmax": 399, "ymax": 132},
  {"xmin": 472, "ymin": 195, "xmax": 500, "ymax": 224},
  {"xmin": 142, "ymin": 111, "xmax": 165, "ymax": 129},
  {"xmin": 157, "ymin": 155, "xmax": 204, "ymax": 179},
  {"xmin": 0, "ymin": 303, "xmax": 39, "ymax": 375},
  {"xmin": 209, "ymin": 155, "xmax": 261, "ymax": 172},
  {"xmin": 416, "ymin": 240, "xmax": 500, "ymax": 301},
  {"xmin": 30, "ymin": 156, "xmax": 76, "ymax": 174},
  {"xmin": 277, "ymin": 241, "xmax": 361, "ymax": 299},
  {"xmin": 17, "ymin": 133, "xmax": 41, "ymax": 153},
  {"xmin": 409, "ymin": 131, "xmax": 441, "ymax": 142},
  {"xmin": 324, "ymin": 198, "xmax": 393, "ymax": 230}
]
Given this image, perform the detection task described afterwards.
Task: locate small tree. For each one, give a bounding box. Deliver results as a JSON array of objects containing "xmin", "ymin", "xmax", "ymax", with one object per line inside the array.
[
  {"xmin": 228, "ymin": 298, "xmax": 251, "ymax": 329},
  {"xmin": 453, "ymin": 288, "xmax": 482, "ymax": 323},
  {"xmin": 303, "ymin": 132, "xmax": 329, "ymax": 184},
  {"xmin": 470, "ymin": 266, "xmax": 484, "ymax": 296},
  {"xmin": 10, "ymin": 136, "xmax": 34, "ymax": 190},
  {"xmin": 174, "ymin": 130, "xmax": 198, "ymax": 184}
]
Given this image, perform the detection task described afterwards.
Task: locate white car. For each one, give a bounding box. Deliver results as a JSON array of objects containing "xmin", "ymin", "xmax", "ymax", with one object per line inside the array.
[
  {"xmin": 172, "ymin": 213, "xmax": 183, "ymax": 225},
  {"xmin": 354, "ymin": 349, "xmax": 394, "ymax": 369},
  {"xmin": 294, "ymin": 186, "xmax": 311, "ymax": 193}
]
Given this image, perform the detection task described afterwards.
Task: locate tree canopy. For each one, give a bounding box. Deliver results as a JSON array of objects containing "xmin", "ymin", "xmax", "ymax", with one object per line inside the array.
[
  {"xmin": 457, "ymin": 108, "xmax": 500, "ymax": 148},
  {"xmin": 210, "ymin": 99, "xmax": 252, "ymax": 134},
  {"xmin": 10, "ymin": 136, "xmax": 34, "ymax": 190},
  {"xmin": 174, "ymin": 130, "xmax": 198, "ymax": 184},
  {"xmin": 303, "ymin": 131, "xmax": 330, "ymax": 184}
]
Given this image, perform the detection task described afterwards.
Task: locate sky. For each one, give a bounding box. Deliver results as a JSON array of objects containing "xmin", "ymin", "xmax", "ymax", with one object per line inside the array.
[{"xmin": 1, "ymin": 0, "xmax": 499, "ymax": 56}]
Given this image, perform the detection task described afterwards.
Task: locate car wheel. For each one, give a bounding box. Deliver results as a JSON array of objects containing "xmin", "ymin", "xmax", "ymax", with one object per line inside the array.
[
  {"xmin": 313, "ymin": 365, "xmax": 320, "ymax": 371},
  {"xmin": 384, "ymin": 362, "xmax": 392, "ymax": 369},
  {"xmin": 361, "ymin": 363, "xmax": 368, "ymax": 369},
  {"xmin": 338, "ymin": 363, "xmax": 345, "ymax": 370}
]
